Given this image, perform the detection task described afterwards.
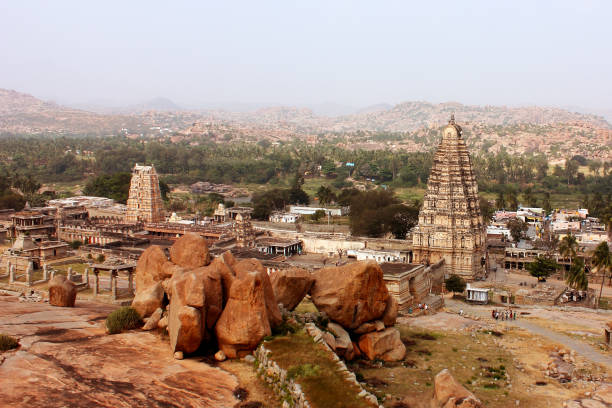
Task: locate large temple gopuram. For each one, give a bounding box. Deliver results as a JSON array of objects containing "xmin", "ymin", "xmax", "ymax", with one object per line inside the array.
[{"xmin": 412, "ymin": 115, "xmax": 486, "ymax": 280}]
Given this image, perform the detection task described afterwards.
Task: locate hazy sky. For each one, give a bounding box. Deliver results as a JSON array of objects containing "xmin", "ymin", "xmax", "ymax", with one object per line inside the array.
[{"xmin": 1, "ymin": 1, "xmax": 611, "ymax": 110}]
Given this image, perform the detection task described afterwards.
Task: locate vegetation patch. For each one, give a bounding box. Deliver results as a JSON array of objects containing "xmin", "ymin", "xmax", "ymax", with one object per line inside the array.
[
  {"xmin": 265, "ymin": 330, "xmax": 370, "ymax": 408},
  {"xmin": 287, "ymin": 363, "xmax": 321, "ymax": 380},
  {"xmin": 105, "ymin": 307, "xmax": 142, "ymax": 334},
  {"xmin": 0, "ymin": 333, "xmax": 19, "ymax": 351}
]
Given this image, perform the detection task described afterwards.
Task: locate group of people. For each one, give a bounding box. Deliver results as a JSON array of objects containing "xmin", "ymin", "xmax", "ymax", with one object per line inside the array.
[{"xmin": 492, "ymin": 308, "xmax": 517, "ymax": 321}]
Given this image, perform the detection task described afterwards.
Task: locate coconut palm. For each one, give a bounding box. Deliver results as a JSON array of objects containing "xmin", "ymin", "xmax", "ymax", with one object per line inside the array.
[
  {"xmin": 566, "ymin": 258, "xmax": 588, "ymax": 290},
  {"xmin": 592, "ymin": 241, "xmax": 612, "ymax": 309},
  {"xmin": 558, "ymin": 234, "xmax": 578, "ymax": 279}
]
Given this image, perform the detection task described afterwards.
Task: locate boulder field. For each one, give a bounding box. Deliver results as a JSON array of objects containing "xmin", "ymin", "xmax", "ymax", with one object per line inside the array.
[{"xmin": 131, "ymin": 233, "xmax": 405, "ymax": 361}]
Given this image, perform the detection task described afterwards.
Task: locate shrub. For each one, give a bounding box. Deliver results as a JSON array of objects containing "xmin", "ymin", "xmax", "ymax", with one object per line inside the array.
[
  {"xmin": 287, "ymin": 363, "xmax": 321, "ymax": 380},
  {"xmin": 96, "ymin": 254, "xmax": 105, "ymax": 263},
  {"xmin": 0, "ymin": 333, "xmax": 19, "ymax": 351},
  {"xmin": 105, "ymin": 307, "xmax": 142, "ymax": 334}
]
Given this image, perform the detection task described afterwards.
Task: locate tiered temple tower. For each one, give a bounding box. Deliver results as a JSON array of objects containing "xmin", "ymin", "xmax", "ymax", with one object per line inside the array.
[
  {"xmin": 412, "ymin": 115, "xmax": 486, "ymax": 279},
  {"xmin": 126, "ymin": 164, "xmax": 165, "ymax": 223}
]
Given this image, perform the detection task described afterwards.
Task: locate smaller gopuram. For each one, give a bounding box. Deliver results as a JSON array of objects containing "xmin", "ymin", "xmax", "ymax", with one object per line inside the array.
[
  {"xmin": 126, "ymin": 164, "xmax": 165, "ymax": 223},
  {"xmin": 412, "ymin": 115, "xmax": 486, "ymax": 279}
]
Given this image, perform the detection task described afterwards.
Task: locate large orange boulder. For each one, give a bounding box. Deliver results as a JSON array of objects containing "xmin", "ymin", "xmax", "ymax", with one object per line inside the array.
[
  {"xmin": 310, "ymin": 261, "xmax": 390, "ymax": 329},
  {"xmin": 233, "ymin": 258, "xmax": 282, "ymax": 327},
  {"xmin": 189, "ymin": 259, "xmax": 235, "ymax": 330},
  {"xmin": 215, "ymin": 272, "xmax": 271, "ymax": 358},
  {"xmin": 382, "ymin": 295, "xmax": 398, "ymax": 327},
  {"xmin": 270, "ymin": 267, "xmax": 313, "ymax": 310},
  {"xmin": 167, "ymin": 270, "xmax": 206, "ymax": 353},
  {"xmin": 433, "ymin": 369, "xmax": 483, "ymax": 407},
  {"xmin": 132, "ymin": 282, "xmax": 165, "ymax": 318},
  {"xmin": 168, "ymin": 303, "xmax": 203, "ymax": 354},
  {"xmin": 133, "ymin": 245, "xmax": 182, "ymax": 317},
  {"xmin": 357, "ymin": 328, "xmax": 406, "ymax": 362},
  {"xmin": 169, "ymin": 232, "xmax": 211, "ymax": 269},
  {"xmin": 134, "ymin": 245, "xmax": 178, "ymax": 290},
  {"xmin": 208, "ymin": 257, "xmax": 235, "ymax": 309},
  {"xmin": 48, "ymin": 275, "xmax": 77, "ymax": 307}
]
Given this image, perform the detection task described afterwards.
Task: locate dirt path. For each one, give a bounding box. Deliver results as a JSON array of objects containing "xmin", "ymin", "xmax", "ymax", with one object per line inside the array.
[
  {"xmin": 510, "ymin": 319, "xmax": 612, "ymax": 368},
  {"xmin": 444, "ymin": 298, "xmax": 612, "ymax": 369}
]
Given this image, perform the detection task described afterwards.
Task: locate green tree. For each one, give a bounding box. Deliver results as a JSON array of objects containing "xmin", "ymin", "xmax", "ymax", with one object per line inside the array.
[
  {"xmin": 566, "ymin": 258, "xmax": 588, "ymax": 290},
  {"xmin": 507, "ymin": 218, "xmax": 528, "ymax": 242},
  {"xmin": 289, "ymin": 173, "xmax": 310, "ymax": 205},
  {"xmin": 592, "ymin": 241, "xmax": 612, "ymax": 308},
  {"xmin": 445, "ymin": 274, "xmax": 467, "ymax": 295},
  {"xmin": 316, "ymin": 185, "xmax": 336, "ymax": 205},
  {"xmin": 479, "ymin": 196, "xmax": 494, "ymax": 221},
  {"xmin": 526, "ymin": 256, "xmax": 558, "ymax": 281},
  {"xmin": 83, "ymin": 172, "xmax": 132, "ymax": 203},
  {"xmin": 558, "ymin": 233, "xmax": 578, "ymax": 266}
]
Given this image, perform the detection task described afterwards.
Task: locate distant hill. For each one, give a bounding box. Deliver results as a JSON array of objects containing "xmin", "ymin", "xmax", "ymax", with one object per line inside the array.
[
  {"xmin": 127, "ymin": 97, "xmax": 182, "ymax": 112},
  {"xmin": 0, "ymin": 88, "xmax": 143, "ymax": 135},
  {"xmin": 326, "ymin": 101, "xmax": 612, "ymax": 132}
]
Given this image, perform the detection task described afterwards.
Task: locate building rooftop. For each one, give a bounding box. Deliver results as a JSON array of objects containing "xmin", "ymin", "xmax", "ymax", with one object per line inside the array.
[{"xmin": 380, "ymin": 262, "xmax": 424, "ymax": 276}]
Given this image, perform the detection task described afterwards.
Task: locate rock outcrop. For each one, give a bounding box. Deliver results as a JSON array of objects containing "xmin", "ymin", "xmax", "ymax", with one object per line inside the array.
[
  {"xmin": 233, "ymin": 258, "xmax": 282, "ymax": 327},
  {"xmin": 169, "ymin": 233, "xmax": 211, "ymax": 269},
  {"xmin": 433, "ymin": 369, "xmax": 483, "ymax": 408},
  {"xmin": 357, "ymin": 328, "xmax": 406, "ymax": 362},
  {"xmin": 48, "ymin": 275, "xmax": 76, "ymax": 307},
  {"xmin": 381, "ymin": 295, "xmax": 398, "ymax": 327},
  {"xmin": 132, "ymin": 282, "xmax": 165, "ymax": 318},
  {"xmin": 270, "ymin": 267, "xmax": 313, "ymax": 310},
  {"xmin": 215, "ymin": 272, "xmax": 272, "ymax": 358},
  {"xmin": 309, "ymin": 261, "xmax": 389, "ymax": 329},
  {"xmin": 133, "ymin": 245, "xmax": 181, "ymax": 317}
]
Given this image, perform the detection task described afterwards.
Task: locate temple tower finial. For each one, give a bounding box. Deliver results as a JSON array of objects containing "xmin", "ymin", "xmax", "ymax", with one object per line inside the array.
[{"xmin": 449, "ymin": 113, "xmax": 455, "ymax": 124}]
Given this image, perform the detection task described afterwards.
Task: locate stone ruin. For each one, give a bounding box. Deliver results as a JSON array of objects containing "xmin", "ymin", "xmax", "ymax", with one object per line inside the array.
[{"xmin": 130, "ymin": 232, "xmax": 406, "ymax": 361}]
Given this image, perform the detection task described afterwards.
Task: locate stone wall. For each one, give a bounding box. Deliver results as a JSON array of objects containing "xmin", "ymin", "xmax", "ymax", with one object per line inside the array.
[{"xmin": 254, "ymin": 345, "xmax": 311, "ymax": 408}]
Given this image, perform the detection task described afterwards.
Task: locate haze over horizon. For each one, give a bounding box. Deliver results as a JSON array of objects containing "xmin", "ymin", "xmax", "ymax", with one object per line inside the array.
[{"xmin": 2, "ymin": 1, "xmax": 611, "ymax": 113}]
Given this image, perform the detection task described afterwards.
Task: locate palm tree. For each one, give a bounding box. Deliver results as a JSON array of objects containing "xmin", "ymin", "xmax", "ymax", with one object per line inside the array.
[
  {"xmin": 566, "ymin": 258, "xmax": 588, "ymax": 290},
  {"xmin": 592, "ymin": 241, "xmax": 612, "ymax": 309},
  {"xmin": 558, "ymin": 234, "xmax": 578, "ymax": 280}
]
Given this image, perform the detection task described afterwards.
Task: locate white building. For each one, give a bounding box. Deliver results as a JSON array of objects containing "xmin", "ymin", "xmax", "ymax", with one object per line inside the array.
[
  {"xmin": 346, "ymin": 248, "xmax": 407, "ymax": 263},
  {"xmin": 269, "ymin": 212, "xmax": 300, "ymax": 223},
  {"xmin": 466, "ymin": 284, "xmax": 489, "ymax": 303},
  {"xmin": 289, "ymin": 205, "xmax": 347, "ymax": 217}
]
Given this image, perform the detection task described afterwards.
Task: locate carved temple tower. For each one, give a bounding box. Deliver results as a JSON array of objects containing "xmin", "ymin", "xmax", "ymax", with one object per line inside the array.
[
  {"xmin": 412, "ymin": 115, "xmax": 486, "ymax": 279},
  {"xmin": 126, "ymin": 164, "xmax": 165, "ymax": 223}
]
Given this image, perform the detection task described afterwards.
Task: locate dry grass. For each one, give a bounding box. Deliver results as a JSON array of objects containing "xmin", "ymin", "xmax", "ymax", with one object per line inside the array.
[
  {"xmin": 353, "ymin": 326, "xmax": 596, "ymax": 408},
  {"xmin": 265, "ymin": 330, "xmax": 371, "ymax": 408},
  {"xmin": 219, "ymin": 360, "xmax": 282, "ymax": 408},
  {"xmin": 294, "ymin": 297, "xmax": 319, "ymax": 314}
]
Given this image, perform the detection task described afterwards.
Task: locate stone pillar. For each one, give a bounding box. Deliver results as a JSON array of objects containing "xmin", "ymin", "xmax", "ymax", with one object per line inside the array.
[
  {"xmin": 50, "ymin": 270, "xmax": 55, "ymax": 281},
  {"xmin": 67, "ymin": 267, "xmax": 73, "ymax": 281},
  {"xmin": 84, "ymin": 268, "xmax": 89, "ymax": 287},
  {"xmin": 109, "ymin": 270, "xmax": 114, "ymax": 291},
  {"xmin": 111, "ymin": 272, "xmax": 117, "ymax": 300},
  {"xmin": 9, "ymin": 265, "xmax": 15, "ymax": 284},
  {"xmin": 43, "ymin": 264, "xmax": 48, "ymax": 281},
  {"xmin": 93, "ymin": 271, "xmax": 99, "ymax": 296},
  {"xmin": 128, "ymin": 269, "xmax": 134, "ymax": 293},
  {"xmin": 6, "ymin": 262, "xmax": 10, "ymax": 275},
  {"xmin": 26, "ymin": 263, "xmax": 33, "ymax": 286}
]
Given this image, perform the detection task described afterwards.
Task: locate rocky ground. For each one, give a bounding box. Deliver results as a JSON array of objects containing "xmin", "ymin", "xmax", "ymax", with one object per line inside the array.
[{"xmin": 0, "ymin": 294, "xmax": 248, "ymax": 408}]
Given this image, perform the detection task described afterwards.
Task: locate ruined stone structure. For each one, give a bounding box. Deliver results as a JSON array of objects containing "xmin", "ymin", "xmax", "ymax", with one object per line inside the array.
[
  {"xmin": 412, "ymin": 115, "xmax": 486, "ymax": 279},
  {"xmin": 126, "ymin": 164, "xmax": 165, "ymax": 223}
]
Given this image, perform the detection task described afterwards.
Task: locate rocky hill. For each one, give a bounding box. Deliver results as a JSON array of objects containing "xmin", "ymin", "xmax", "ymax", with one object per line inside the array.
[
  {"xmin": 0, "ymin": 89, "xmax": 143, "ymax": 135},
  {"xmin": 0, "ymin": 88, "xmax": 610, "ymax": 159},
  {"xmin": 329, "ymin": 101, "xmax": 611, "ymax": 132}
]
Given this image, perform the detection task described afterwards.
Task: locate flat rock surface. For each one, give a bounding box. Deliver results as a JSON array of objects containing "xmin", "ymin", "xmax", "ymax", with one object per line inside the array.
[{"xmin": 0, "ymin": 295, "xmax": 238, "ymax": 408}]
